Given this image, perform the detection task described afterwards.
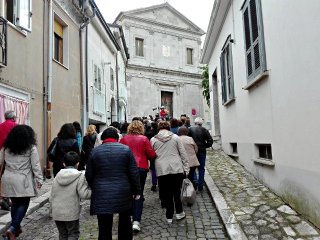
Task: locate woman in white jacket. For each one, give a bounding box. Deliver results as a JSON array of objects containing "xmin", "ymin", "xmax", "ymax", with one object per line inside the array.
[
  {"xmin": 151, "ymin": 121, "xmax": 189, "ymax": 224},
  {"xmin": 1, "ymin": 125, "xmax": 43, "ymax": 239}
]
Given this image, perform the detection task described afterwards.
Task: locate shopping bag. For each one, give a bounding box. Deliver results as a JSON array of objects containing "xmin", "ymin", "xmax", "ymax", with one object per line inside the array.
[{"xmin": 181, "ymin": 178, "xmax": 196, "ymax": 206}]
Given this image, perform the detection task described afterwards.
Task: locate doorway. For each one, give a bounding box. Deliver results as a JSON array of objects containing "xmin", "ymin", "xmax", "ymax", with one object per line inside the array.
[
  {"xmin": 212, "ymin": 70, "xmax": 221, "ymax": 136},
  {"xmin": 161, "ymin": 91, "xmax": 173, "ymax": 118}
]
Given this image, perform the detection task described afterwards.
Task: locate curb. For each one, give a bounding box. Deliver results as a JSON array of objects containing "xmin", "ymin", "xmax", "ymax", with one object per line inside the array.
[
  {"xmin": 204, "ymin": 167, "xmax": 248, "ymax": 240},
  {"xmin": 0, "ymin": 187, "xmax": 51, "ymax": 234}
]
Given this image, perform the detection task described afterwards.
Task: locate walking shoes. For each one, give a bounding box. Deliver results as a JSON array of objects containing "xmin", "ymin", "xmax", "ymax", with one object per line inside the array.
[
  {"xmin": 176, "ymin": 211, "xmax": 186, "ymax": 220},
  {"xmin": 167, "ymin": 219, "xmax": 173, "ymax": 224},
  {"xmin": 132, "ymin": 221, "xmax": 141, "ymax": 233}
]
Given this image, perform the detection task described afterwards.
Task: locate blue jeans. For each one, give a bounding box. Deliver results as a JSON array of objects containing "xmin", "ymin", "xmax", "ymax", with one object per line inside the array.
[
  {"xmin": 195, "ymin": 151, "xmax": 206, "ymax": 190},
  {"xmin": 10, "ymin": 197, "xmax": 30, "ymax": 232},
  {"xmin": 132, "ymin": 168, "xmax": 148, "ymax": 222}
]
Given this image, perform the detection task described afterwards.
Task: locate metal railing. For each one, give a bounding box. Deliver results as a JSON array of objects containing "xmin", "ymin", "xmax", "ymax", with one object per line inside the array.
[{"xmin": 0, "ymin": 17, "xmax": 7, "ymax": 67}]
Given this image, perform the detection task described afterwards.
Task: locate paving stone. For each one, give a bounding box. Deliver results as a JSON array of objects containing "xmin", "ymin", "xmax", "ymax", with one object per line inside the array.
[
  {"xmin": 283, "ymin": 226, "xmax": 296, "ymax": 236},
  {"xmin": 243, "ymin": 225, "xmax": 259, "ymax": 235},
  {"xmin": 287, "ymin": 215, "xmax": 302, "ymax": 223},
  {"xmin": 294, "ymin": 221, "xmax": 319, "ymax": 236},
  {"xmin": 256, "ymin": 219, "xmax": 268, "ymax": 226},
  {"xmin": 277, "ymin": 205, "xmax": 298, "ymax": 215}
]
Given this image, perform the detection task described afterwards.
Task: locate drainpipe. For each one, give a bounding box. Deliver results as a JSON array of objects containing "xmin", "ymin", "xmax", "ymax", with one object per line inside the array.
[
  {"xmin": 44, "ymin": 0, "xmax": 53, "ymax": 178},
  {"xmin": 80, "ymin": 7, "xmax": 95, "ymax": 132},
  {"xmin": 116, "ymin": 54, "xmax": 120, "ymax": 122}
]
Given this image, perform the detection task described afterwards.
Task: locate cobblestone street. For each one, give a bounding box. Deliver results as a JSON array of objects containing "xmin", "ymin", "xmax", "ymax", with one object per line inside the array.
[
  {"xmin": 18, "ymin": 175, "xmax": 229, "ymax": 240},
  {"xmin": 205, "ymin": 150, "xmax": 320, "ymax": 240}
]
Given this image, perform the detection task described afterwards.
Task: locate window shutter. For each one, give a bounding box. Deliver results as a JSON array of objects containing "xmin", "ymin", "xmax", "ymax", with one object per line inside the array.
[
  {"xmin": 16, "ymin": 0, "xmax": 32, "ymax": 32},
  {"xmin": 220, "ymin": 55, "xmax": 227, "ymax": 104},
  {"xmin": 227, "ymin": 45, "xmax": 235, "ymax": 99}
]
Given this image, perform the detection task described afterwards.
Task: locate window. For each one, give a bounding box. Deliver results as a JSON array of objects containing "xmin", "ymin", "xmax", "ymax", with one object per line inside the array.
[
  {"xmin": 135, "ymin": 38, "xmax": 144, "ymax": 57},
  {"xmin": 54, "ymin": 19, "xmax": 63, "ymax": 64},
  {"xmin": 242, "ymin": 0, "xmax": 266, "ymax": 81},
  {"xmin": 186, "ymin": 48, "xmax": 193, "ymax": 65},
  {"xmin": 94, "ymin": 64, "xmax": 102, "ymax": 91},
  {"xmin": 256, "ymin": 144, "xmax": 272, "ymax": 160},
  {"xmin": 110, "ymin": 67, "xmax": 114, "ymax": 91},
  {"xmin": 230, "ymin": 143, "xmax": 237, "ymax": 154},
  {"xmin": 53, "ymin": 15, "xmax": 68, "ymax": 67},
  {"xmin": 220, "ymin": 36, "xmax": 235, "ymax": 104},
  {"xmin": 2, "ymin": 0, "xmax": 32, "ymax": 32}
]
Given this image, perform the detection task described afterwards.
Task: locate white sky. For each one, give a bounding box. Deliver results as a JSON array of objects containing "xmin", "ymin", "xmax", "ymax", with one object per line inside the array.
[{"xmin": 94, "ymin": 0, "xmax": 214, "ymax": 42}]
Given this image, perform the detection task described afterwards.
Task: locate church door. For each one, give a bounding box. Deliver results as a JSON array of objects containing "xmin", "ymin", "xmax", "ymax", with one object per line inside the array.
[{"xmin": 161, "ymin": 91, "xmax": 173, "ymax": 118}]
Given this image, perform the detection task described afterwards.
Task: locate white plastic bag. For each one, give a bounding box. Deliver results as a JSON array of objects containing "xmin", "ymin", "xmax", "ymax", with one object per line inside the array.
[{"xmin": 181, "ymin": 178, "xmax": 196, "ymax": 206}]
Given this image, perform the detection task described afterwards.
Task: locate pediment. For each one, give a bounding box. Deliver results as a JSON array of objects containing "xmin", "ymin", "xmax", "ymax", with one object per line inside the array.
[{"xmin": 116, "ymin": 3, "xmax": 205, "ymax": 35}]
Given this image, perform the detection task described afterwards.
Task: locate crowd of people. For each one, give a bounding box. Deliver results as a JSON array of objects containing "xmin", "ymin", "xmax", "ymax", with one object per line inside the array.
[{"xmin": 0, "ymin": 110, "xmax": 213, "ymax": 240}]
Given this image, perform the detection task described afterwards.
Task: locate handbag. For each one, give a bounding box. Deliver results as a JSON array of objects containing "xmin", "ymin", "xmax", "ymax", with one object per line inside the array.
[
  {"xmin": 48, "ymin": 138, "xmax": 58, "ymax": 162},
  {"xmin": 181, "ymin": 178, "xmax": 196, "ymax": 206}
]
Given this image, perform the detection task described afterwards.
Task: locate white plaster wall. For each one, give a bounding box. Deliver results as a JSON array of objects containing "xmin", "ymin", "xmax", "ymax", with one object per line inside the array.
[
  {"xmin": 206, "ymin": 0, "xmax": 320, "ymax": 227},
  {"xmin": 87, "ymin": 23, "xmax": 117, "ymax": 125}
]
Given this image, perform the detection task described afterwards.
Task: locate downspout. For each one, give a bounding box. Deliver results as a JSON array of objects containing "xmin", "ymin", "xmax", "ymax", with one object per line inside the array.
[
  {"xmin": 45, "ymin": 0, "xmax": 53, "ymax": 178},
  {"xmin": 80, "ymin": 8, "xmax": 95, "ymax": 132},
  {"xmin": 116, "ymin": 54, "xmax": 119, "ymax": 122}
]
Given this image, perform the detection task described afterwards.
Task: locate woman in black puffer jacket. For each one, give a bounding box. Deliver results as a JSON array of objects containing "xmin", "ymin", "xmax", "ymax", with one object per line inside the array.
[
  {"xmin": 85, "ymin": 127, "xmax": 141, "ymax": 240},
  {"xmin": 48, "ymin": 123, "xmax": 79, "ymax": 177}
]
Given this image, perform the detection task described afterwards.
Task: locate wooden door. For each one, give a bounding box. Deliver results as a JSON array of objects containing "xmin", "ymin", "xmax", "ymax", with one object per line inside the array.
[{"xmin": 161, "ymin": 91, "xmax": 173, "ymax": 119}]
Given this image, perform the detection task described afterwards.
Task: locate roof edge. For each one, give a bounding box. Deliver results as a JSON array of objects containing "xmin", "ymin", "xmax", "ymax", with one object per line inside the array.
[{"xmin": 200, "ymin": 0, "xmax": 231, "ymax": 64}]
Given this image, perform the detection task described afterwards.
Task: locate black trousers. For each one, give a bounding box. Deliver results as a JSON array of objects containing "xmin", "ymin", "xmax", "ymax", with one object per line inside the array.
[
  {"xmin": 55, "ymin": 220, "xmax": 80, "ymax": 240},
  {"xmin": 97, "ymin": 209, "xmax": 132, "ymax": 240},
  {"xmin": 158, "ymin": 173, "xmax": 184, "ymax": 219}
]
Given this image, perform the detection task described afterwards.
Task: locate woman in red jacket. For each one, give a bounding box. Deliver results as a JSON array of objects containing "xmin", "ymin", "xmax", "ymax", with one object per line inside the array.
[{"xmin": 120, "ymin": 120, "xmax": 156, "ymax": 233}]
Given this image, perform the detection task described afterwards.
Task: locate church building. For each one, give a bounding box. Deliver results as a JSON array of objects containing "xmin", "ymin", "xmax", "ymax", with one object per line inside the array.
[{"xmin": 115, "ymin": 3, "xmax": 205, "ymax": 121}]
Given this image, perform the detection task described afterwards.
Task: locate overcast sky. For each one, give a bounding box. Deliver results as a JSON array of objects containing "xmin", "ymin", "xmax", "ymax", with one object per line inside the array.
[{"xmin": 94, "ymin": 0, "xmax": 214, "ymax": 41}]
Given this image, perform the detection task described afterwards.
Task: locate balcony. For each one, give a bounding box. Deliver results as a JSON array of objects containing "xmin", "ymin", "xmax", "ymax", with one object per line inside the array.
[
  {"xmin": 0, "ymin": 17, "xmax": 7, "ymax": 67},
  {"xmin": 92, "ymin": 87, "xmax": 105, "ymax": 116}
]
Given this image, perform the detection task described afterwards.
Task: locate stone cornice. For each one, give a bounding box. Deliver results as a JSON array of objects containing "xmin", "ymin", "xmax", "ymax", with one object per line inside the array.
[
  {"xmin": 124, "ymin": 21, "xmax": 200, "ymax": 42},
  {"xmin": 123, "ymin": 15, "xmax": 203, "ymax": 36},
  {"xmin": 127, "ymin": 64, "xmax": 202, "ymax": 79}
]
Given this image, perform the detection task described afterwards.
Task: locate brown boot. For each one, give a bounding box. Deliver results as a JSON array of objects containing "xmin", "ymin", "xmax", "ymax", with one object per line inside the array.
[{"xmin": 5, "ymin": 229, "xmax": 16, "ymax": 240}]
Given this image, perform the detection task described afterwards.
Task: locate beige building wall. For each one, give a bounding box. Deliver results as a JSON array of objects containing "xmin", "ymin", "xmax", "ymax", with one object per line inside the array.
[
  {"xmin": 50, "ymin": 3, "xmax": 82, "ymax": 138},
  {"xmin": 0, "ymin": 3, "xmax": 45, "ymax": 167}
]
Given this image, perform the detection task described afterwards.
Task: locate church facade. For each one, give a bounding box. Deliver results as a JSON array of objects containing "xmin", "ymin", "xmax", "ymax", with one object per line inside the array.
[{"xmin": 115, "ymin": 3, "xmax": 205, "ymax": 121}]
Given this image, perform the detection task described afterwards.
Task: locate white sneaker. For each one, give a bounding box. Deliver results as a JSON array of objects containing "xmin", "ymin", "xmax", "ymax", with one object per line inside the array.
[
  {"xmin": 132, "ymin": 221, "xmax": 140, "ymax": 232},
  {"xmin": 176, "ymin": 211, "xmax": 186, "ymax": 220},
  {"xmin": 167, "ymin": 219, "xmax": 173, "ymax": 224}
]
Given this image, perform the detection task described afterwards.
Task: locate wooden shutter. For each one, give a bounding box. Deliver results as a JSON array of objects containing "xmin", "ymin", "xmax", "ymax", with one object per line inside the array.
[
  {"xmin": 243, "ymin": 0, "xmax": 266, "ymax": 81},
  {"xmin": 220, "ymin": 55, "xmax": 227, "ymax": 104},
  {"xmin": 227, "ymin": 44, "xmax": 235, "ymax": 99}
]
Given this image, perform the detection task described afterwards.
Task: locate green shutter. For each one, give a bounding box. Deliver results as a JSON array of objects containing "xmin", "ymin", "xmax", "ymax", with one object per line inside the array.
[
  {"xmin": 220, "ymin": 55, "xmax": 227, "ymax": 104},
  {"xmin": 227, "ymin": 44, "xmax": 235, "ymax": 99}
]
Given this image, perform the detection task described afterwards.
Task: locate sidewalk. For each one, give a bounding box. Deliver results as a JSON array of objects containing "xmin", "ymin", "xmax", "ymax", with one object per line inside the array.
[
  {"xmin": 205, "ymin": 149, "xmax": 320, "ymax": 240},
  {"xmin": 0, "ymin": 178, "xmax": 53, "ymax": 233}
]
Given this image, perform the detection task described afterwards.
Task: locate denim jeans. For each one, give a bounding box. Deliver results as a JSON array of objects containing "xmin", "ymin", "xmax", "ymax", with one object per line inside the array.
[
  {"xmin": 196, "ymin": 150, "xmax": 206, "ymax": 190},
  {"xmin": 132, "ymin": 168, "xmax": 148, "ymax": 222},
  {"xmin": 151, "ymin": 169, "xmax": 157, "ymax": 186},
  {"xmin": 97, "ymin": 210, "xmax": 132, "ymax": 240},
  {"xmin": 10, "ymin": 197, "xmax": 30, "ymax": 233},
  {"xmin": 55, "ymin": 220, "xmax": 80, "ymax": 240}
]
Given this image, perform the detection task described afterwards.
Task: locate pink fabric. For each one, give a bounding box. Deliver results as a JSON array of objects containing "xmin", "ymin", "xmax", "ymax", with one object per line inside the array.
[{"xmin": 0, "ymin": 94, "xmax": 29, "ymax": 124}]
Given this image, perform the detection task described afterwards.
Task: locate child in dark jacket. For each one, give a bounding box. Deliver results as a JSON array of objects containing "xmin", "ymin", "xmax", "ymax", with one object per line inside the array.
[{"xmin": 50, "ymin": 151, "xmax": 91, "ymax": 239}]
